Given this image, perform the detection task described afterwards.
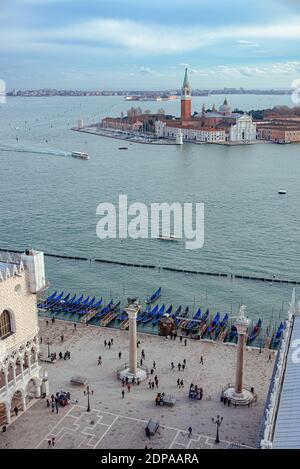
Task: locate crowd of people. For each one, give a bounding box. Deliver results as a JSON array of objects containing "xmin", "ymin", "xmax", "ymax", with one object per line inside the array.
[{"xmin": 189, "ymin": 384, "xmax": 203, "ymax": 400}]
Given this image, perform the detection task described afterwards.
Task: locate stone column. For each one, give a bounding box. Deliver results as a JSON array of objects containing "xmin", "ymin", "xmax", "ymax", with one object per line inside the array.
[
  {"xmin": 22, "ymin": 394, "xmax": 27, "ymax": 412},
  {"xmin": 4, "ymin": 370, "xmax": 9, "ymax": 394},
  {"xmin": 234, "ymin": 312, "xmax": 249, "ymax": 395},
  {"xmin": 12, "ymin": 365, "xmax": 17, "ymax": 387},
  {"xmin": 127, "ymin": 306, "xmax": 138, "ymax": 375},
  {"xmin": 20, "ymin": 357, "xmax": 24, "ymax": 380}
]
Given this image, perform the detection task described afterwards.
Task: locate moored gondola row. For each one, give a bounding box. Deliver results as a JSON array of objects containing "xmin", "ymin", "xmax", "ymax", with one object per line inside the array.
[{"xmin": 38, "ymin": 288, "xmax": 284, "ymax": 349}]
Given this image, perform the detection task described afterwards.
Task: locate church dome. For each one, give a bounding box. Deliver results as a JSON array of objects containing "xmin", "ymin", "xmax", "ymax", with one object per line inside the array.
[{"xmin": 218, "ymin": 98, "xmax": 231, "ymax": 114}]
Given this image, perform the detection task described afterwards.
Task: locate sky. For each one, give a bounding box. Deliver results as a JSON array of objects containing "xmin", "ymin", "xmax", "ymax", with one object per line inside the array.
[{"xmin": 1, "ymin": 0, "xmax": 300, "ymax": 90}]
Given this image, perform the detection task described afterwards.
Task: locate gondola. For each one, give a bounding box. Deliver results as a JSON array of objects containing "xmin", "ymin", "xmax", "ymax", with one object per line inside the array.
[
  {"xmin": 247, "ymin": 319, "xmax": 262, "ymax": 344},
  {"xmin": 227, "ymin": 325, "xmax": 237, "ymax": 343},
  {"xmin": 175, "ymin": 306, "xmax": 189, "ymax": 325},
  {"xmin": 272, "ymin": 322, "xmax": 284, "ymax": 347},
  {"xmin": 77, "ymin": 296, "xmax": 96, "ymax": 315},
  {"xmin": 69, "ymin": 296, "xmax": 90, "ymax": 314},
  {"xmin": 137, "ymin": 306, "xmax": 151, "ymax": 323},
  {"xmin": 38, "ymin": 290, "xmax": 57, "ymax": 308},
  {"xmin": 171, "ymin": 305, "xmax": 181, "ymax": 319},
  {"xmin": 97, "ymin": 300, "xmax": 114, "ymax": 318},
  {"xmin": 43, "ymin": 291, "xmax": 64, "ymax": 309},
  {"xmin": 186, "ymin": 308, "xmax": 202, "ymax": 330},
  {"xmin": 141, "ymin": 305, "xmax": 158, "ymax": 324},
  {"xmin": 207, "ymin": 312, "xmax": 220, "ymax": 335},
  {"xmin": 152, "ymin": 304, "xmax": 166, "ymax": 325},
  {"xmin": 55, "ymin": 293, "xmax": 77, "ymax": 313},
  {"xmin": 214, "ymin": 313, "xmax": 229, "ymax": 338},
  {"xmin": 64, "ymin": 295, "xmax": 86, "ymax": 314},
  {"xmin": 146, "ymin": 287, "xmax": 161, "ymax": 304}
]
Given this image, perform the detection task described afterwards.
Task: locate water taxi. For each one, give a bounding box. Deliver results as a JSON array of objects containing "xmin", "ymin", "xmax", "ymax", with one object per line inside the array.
[{"xmin": 71, "ymin": 151, "xmax": 89, "ymax": 160}]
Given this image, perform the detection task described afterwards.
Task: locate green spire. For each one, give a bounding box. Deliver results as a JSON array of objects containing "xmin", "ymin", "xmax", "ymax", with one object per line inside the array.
[
  {"xmin": 182, "ymin": 68, "xmax": 190, "ymax": 89},
  {"xmin": 224, "ymin": 97, "xmax": 228, "ymax": 105}
]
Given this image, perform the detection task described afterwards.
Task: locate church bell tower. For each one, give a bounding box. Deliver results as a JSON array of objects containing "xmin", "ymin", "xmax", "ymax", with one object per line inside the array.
[{"xmin": 181, "ymin": 68, "xmax": 191, "ymax": 122}]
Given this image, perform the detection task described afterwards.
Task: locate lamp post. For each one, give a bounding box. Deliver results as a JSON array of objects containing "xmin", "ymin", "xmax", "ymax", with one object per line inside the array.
[
  {"xmin": 85, "ymin": 385, "xmax": 93, "ymax": 412},
  {"xmin": 47, "ymin": 338, "xmax": 51, "ymax": 358},
  {"xmin": 212, "ymin": 415, "xmax": 223, "ymax": 444}
]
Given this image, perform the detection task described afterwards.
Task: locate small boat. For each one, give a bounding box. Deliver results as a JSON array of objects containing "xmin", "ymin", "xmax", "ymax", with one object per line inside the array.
[
  {"xmin": 142, "ymin": 305, "xmax": 158, "ymax": 324},
  {"xmin": 157, "ymin": 234, "xmax": 178, "ymax": 241},
  {"xmin": 146, "ymin": 287, "xmax": 161, "ymax": 304},
  {"xmin": 71, "ymin": 151, "xmax": 89, "ymax": 160},
  {"xmin": 227, "ymin": 325, "xmax": 238, "ymax": 343},
  {"xmin": 214, "ymin": 313, "xmax": 229, "ymax": 338},
  {"xmin": 171, "ymin": 305, "xmax": 181, "ymax": 319},
  {"xmin": 247, "ymin": 319, "xmax": 262, "ymax": 344},
  {"xmin": 118, "ymin": 147, "xmax": 128, "ymax": 150},
  {"xmin": 185, "ymin": 308, "xmax": 202, "ymax": 330},
  {"xmin": 272, "ymin": 322, "xmax": 284, "ymax": 347},
  {"xmin": 278, "ymin": 190, "xmax": 287, "ymax": 195},
  {"xmin": 137, "ymin": 306, "xmax": 151, "ymax": 323},
  {"xmin": 38, "ymin": 290, "xmax": 57, "ymax": 308},
  {"xmin": 176, "ymin": 306, "xmax": 189, "ymax": 325},
  {"xmin": 207, "ymin": 312, "xmax": 220, "ymax": 335},
  {"xmin": 120, "ymin": 319, "xmax": 129, "ymax": 330},
  {"xmin": 152, "ymin": 304, "xmax": 166, "ymax": 325}
]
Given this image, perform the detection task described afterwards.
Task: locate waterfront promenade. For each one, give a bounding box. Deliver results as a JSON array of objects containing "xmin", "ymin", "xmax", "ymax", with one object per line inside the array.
[{"xmin": 0, "ymin": 319, "xmax": 275, "ymax": 449}]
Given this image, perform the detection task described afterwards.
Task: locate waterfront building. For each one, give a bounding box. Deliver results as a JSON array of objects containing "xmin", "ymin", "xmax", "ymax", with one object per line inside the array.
[
  {"xmin": 229, "ymin": 114, "xmax": 257, "ymax": 142},
  {"xmin": 0, "ymin": 250, "xmax": 46, "ymax": 426},
  {"xmin": 256, "ymin": 122, "xmax": 300, "ymax": 143},
  {"xmin": 155, "ymin": 120, "xmax": 226, "ymax": 143}
]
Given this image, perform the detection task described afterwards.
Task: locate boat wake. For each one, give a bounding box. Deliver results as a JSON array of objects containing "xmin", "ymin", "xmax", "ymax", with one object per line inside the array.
[{"xmin": 0, "ymin": 143, "xmax": 71, "ymax": 157}]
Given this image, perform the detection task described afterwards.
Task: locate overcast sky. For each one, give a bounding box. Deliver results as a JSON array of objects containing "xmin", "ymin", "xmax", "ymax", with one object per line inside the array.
[{"xmin": 1, "ymin": 0, "xmax": 300, "ymax": 89}]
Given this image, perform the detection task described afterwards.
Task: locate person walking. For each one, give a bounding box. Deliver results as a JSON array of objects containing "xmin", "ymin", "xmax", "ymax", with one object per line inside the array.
[
  {"xmin": 140, "ymin": 358, "xmax": 143, "ymax": 366},
  {"xmin": 171, "ymin": 361, "xmax": 175, "ymax": 370},
  {"xmin": 177, "ymin": 378, "xmax": 180, "ymax": 387},
  {"xmin": 127, "ymin": 384, "xmax": 131, "ymax": 393},
  {"xmin": 51, "ymin": 402, "xmax": 55, "ymax": 413},
  {"xmin": 98, "ymin": 356, "xmax": 102, "ymax": 365},
  {"xmin": 200, "ymin": 356, "xmax": 204, "ymax": 365},
  {"xmin": 47, "ymin": 439, "xmax": 52, "ymax": 448},
  {"xmin": 183, "ymin": 359, "xmax": 186, "ymax": 366},
  {"xmin": 52, "ymin": 437, "xmax": 55, "ymax": 447},
  {"xmin": 182, "ymin": 364, "xmax": 186, "ymax": 371},
  {"xmin": 178, "ymin": 363, "xmax": 181, "ymax": 371},
  {"xmin": 141, "ymin": 349, "xmax": 145, "ymax": 359},
  {"xmin": 153, "ymin": 361, "xmax": 156, "ymax": 369},
  {"xmin": 74, "ymin": 323, "xmax": 77, "ymax": 330},
  {"xmin": 111, "ymin": 338, "xmax": 114, "ymax": 345},
  {"xmin": 180, "ymin": 336, "xmax": 182, "ymax": 343},
  {"xmin": 184, "ymin": 339, "xmax": 187, "ymax": 346},
  {"xmin": 268, "ymin": 353, "xmax": 272, "ymax": 363},
  {"xmin": 61, "ymin": 334, "xmax": 64, "ymax": 342},
  {"xmin": 14, "ymin": 406, "xmax": 18, "ymax": 417},
  {"xmin": 188, "ymin": 426, "xmax": 192, "ymax": 437},
  {"xmin": 104, "ymin": 340, "xmax": 107, "ymax": 347},
  {"xmin": 122, "ymin": 389, "xmax": 125, "ymax": 398},
  {"xmin": 180, "ymin": 379, "xmax": 184, "ymax": 388},
  {"xmin": 118, "ymin": 351, "xmax": 122, "ymax": 360},
  {"xmin": 108, "ymin": 341, "xmax": 111, "ymax": 349}
]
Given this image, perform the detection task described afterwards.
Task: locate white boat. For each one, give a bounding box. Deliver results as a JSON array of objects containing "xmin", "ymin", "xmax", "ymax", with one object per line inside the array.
[
  {"xmin": 157, "ymin": 234, "xmax": 178, "ymax": 241},
  {"xmin": 278, "ymin": 190, "xmax": 287, "ymax": 195},
  {"xmin": 71, "ymin": 151, "xmax": 89, "ymax": 160}
]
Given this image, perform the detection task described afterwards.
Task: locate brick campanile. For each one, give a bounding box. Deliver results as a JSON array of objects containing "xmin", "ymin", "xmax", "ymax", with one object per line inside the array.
[{"xmin": 181, "ymin": 68, "xmax": 191, "ymax": 121}]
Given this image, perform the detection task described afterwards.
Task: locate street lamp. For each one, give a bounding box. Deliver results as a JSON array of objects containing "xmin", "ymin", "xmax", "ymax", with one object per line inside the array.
[
  {"xmin": 47, "ymin": 338, "xmax": 51, "ymax": 358},
  {"xmin": 85, "ymin": 385, "xmax": 94, "ymax": 412},
  {"xmin": 212, "ymin": 415, "xmax": 223, "ymax": 444}
]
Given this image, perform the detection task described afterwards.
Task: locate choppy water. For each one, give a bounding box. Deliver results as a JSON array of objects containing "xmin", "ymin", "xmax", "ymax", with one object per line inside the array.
[{"xmin": 0, "ymin": 95, "xmax": 299, "ymax": 335}]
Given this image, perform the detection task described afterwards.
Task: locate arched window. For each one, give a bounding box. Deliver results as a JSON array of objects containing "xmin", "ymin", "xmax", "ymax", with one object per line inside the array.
[{"xmin": 0, "ymin": 310, "xmax": 12, "ymax": 338}]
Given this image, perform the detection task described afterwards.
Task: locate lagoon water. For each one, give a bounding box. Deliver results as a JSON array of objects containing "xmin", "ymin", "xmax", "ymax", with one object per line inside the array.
[{"xmin": 0, "ymin": 94, "xmax": 299, "ymax": 330}]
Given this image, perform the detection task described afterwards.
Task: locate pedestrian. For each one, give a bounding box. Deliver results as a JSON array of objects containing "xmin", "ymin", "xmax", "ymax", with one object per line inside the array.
[
  {"xmin": 122, "ymin": 377, "xmax": 125, "ymax": 387},
  {"xmin": 51, "ymin": 402, "xmax": 55, "ymax": 413},
  {"xmin": 118, "ymin": 351, "xmax": 122, "ymax": 360},
  {"xmin": 52, "ymin": 437, "xmax": 55, "ymax": 447},
  {"xmin": 104, "ymin": 340, "xmax": 107, "ymax": 347},
  {"xmin": 223, "ymin": 396, "xmax": 227, "ymax": 406},
  {"xmin": 137, "ymin": 340, "xmax": 140, "ymax": 348},
  {"xmin": 48, "ymin": 439, "xmax": 52, "ymax": 448},
  {"xmin": 74, "ymin": 323, "xmax": 77, "ymax": 330},
  {"xmin": 111, "ymin": 338, "xmax": 114, "ymax": 345},
  {"xmin": 228, "ymin": 398, "xmax": 231, "ymax": 407},
  {"xmin": 56, "ymin": 402, "xmax": 59, "ymax": 414},
  {"xmin": 180, "ymin": 379, "xmax": 184, "ymax": 388},
  {"xmin": 183, "ymin": 359, "xmax": 186, "ymax": 365},
  {"xmin": 180, "ymin": 336, "xmax": 182, "ymax": 343},
  {"xmin": 127, "ymin": 384, "xmax": 131, "ymax": 392},
  {"xmin": 46, "ymin": 399, "xmax": 50, "ymax": 408},
  {"xmin": 61, "ymin": 334, "xmax": 64, "ymax": 342},
  {"xmin": 98, "ymin": 356, "xmax": 102, "ymax": 365},
  {"xmin": 14, "ymin": 406, "xmax": 18, "ymax": 416},
  {"xmin": 148, "ymin": 380, "xmax": 152, "ymax": 389},
  {"xmin": 171, "ymin": 361, "xmax": 175, "ymax": 370},
  {"xmin": 140, "ymin": 358, "xmax": 143, "ymax": 366},
  {"xmin": 40, "ymin": 337, "xmax": 43, "ymax": 344},
  {"xmin": 122, "ymin": 389, "xmax": 125, "ymax": 398},
  {"xmin": 200, "ymin": 356, "xmax": 204, "ymax": 365},
  {"xmin": 177, "ymin": 378, "xmax": 180, "ymax": 387},
  {"xmin": 268, "ymin": 354, "xmax": 272, "ymax": 362},
  {"xmin": 141, "ymin": 350, "xmax": 145, "ymax": 359},
  {"xmin": 188, "ymin": 426, "xmax": 192, "ymax": 437},
  {"xmin": 153, "ymin": 361, "xmax": 156, "ymax": 369},
  {"xmin": 150, "ymin": 368, "xmax": 154, "ymax": 375},
  {"xmin": 108, "ymin": 341, "xmax": 111, "ymax": 349},
  {"xmin": 174, "ymin": 331, "xmax": 177, "ymax": 340},
  {"xmin": 178, "ymin": 363, "xmax": 181, "ymax": 371},
  {"xmin": 155, "ymin": 379, "xmax": 159, "ymax": 388},
  {"xmin": 46, "ymin": 320, "xmax": 49, "ymax": 326},
  {"xmin": 184, "ymin": 339, "xmax": 187, "ymax": 346},
  {"xmin": 182, "ymin": 364, "xmax": 186, "ymax": 371}
]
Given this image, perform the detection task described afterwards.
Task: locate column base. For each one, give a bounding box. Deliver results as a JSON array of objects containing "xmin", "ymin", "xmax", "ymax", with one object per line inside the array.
[
  {"xmin": 223, "ymin": 387, "xmax": 255, "ymax": 406},
  {"xmin": 119, "ymin": 367, "xmax": 147, "ymax": 383}
]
